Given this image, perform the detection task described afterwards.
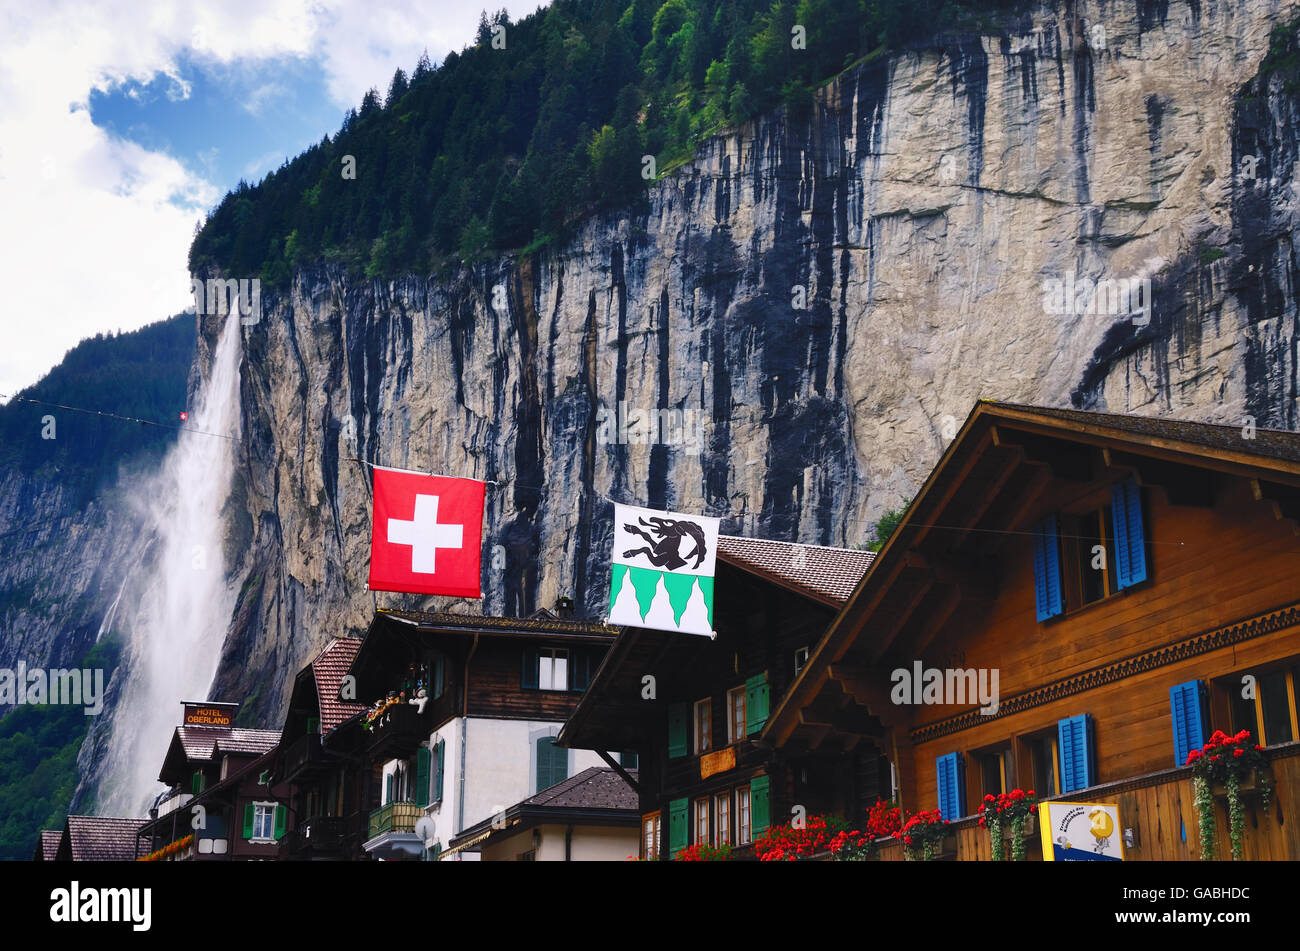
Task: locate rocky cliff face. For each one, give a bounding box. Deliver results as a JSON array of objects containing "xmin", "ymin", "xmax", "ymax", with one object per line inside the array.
[{"xmin": 202, "ymin": 0, "xmax": 1299, "ymax": 727}]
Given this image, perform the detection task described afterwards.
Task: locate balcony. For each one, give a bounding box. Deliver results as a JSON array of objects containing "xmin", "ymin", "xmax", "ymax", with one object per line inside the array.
[
  {"xmin": 363, "ymin": 800, "xmax": 425, "ymax": 860},
  {"xmin": 364, "ymin": 701, "xmax": 430, "ymax": 760},
  {"xmin": 281, "ymin": 733, "xmax": 328, "ymax": 782}
]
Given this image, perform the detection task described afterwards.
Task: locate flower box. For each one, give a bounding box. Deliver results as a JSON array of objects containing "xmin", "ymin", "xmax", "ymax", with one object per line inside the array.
[
  {"xmin": 1211, "ymin": 768, "xmax": 1261, "ymax": 799},
  {"xmin": 934, "ymin": 832, "xmax": 958, "ymax": 860}
]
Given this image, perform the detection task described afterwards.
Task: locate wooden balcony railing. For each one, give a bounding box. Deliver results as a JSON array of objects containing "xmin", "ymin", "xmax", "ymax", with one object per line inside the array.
[{"xmin": 367, "ymin": 800, "xmax": 422, "ymax": 840}]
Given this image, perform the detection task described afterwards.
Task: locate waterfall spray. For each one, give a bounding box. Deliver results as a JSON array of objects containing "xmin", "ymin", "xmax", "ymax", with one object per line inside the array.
[{"xmin": 95, "ymin": 315, "xmax": 242, "ymax": 816}]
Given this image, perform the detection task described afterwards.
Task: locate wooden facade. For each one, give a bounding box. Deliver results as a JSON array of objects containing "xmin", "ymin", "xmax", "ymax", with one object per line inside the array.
[
  {"xmin": 766, "ymin": 402, "xmax": 1300, "ymax": 860},
  {"xmin": 558, "ymin": 540, "xmax": 876, "ymax": 858}
]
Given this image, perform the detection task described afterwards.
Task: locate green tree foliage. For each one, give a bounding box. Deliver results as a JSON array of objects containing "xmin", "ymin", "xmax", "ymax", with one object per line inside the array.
[
  {"xmin": 189, "ymin": 0, "xmax": 1025, "ymax": 283},
  {"xmin": 0, "ymin": 636, "xmax": 122, "ymax": 860},
  {"xmin": 867, "ymin": 498, "xmax": 911, "ymax": 551},
  {"xmin": 0, "ymin": 315, "xmax": 197, "ymax": 506}
]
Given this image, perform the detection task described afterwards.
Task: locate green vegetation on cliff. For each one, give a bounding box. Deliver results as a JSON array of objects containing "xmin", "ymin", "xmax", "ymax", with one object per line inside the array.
[{"xmin": 189, "ymin": 0, "xmax": 1023, "ymax": 284}]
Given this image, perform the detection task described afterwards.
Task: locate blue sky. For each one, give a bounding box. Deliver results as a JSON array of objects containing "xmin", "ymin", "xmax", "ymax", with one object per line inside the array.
[
  {"xmin": 88, "ymin": 50, "xmax": 347, "ymax": 191},
  {"xmin": 0, "ymin": 1, "xmax": 546, "ymax": 398}
]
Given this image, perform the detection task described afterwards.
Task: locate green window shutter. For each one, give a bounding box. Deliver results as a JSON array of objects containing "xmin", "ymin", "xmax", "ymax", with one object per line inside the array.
[
  {"xmin": 306, "ymin": 716, "xmax": 320, "ymax": 734},
  {"xmin": 521, "ymin": 648, "xmax": 539, "ymax": 689},
  {"xmin": 536, "ymin": 737, "xmax": 567, "ymax": 793},
  {"xmin": 668, "ymin": 798, "xmax": 689, "ymax": 856},
  {"xmin": 750, "ymin": 775, "xmax": 771, "ymax": 838},
  {"xmin": 434, "ymin": 740, "xmax": 445, "ymax": 802},
  {"xmin": 242, "ymin": 803, "xmax": 254, "ymax": 840},
  {"xmin": 385, "ymin": 773, "xmax": 394, "ymax": 804},
  {"xmin": 667, "ymin": 702, "xmax": 688, "ymax": 759},
  {"xmin": 416, "ymin": 746, "xmax": 431, "ymax": 807},
  {"xmin": 191, "ymin": 771, "xmax": 203, "ymax": 796},
  {"xmin": 745, "ymin": 672, "xmax": 770, "ymax": 735},
  {"xmin": 273, "ymin": 805, "xmax": 287, "ymax": 840}
]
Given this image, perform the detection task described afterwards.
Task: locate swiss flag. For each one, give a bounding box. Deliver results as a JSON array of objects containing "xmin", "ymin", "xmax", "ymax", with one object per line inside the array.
[{"xmin": 367, "ymin": 467, "xmax": 485, "ymax": 598}]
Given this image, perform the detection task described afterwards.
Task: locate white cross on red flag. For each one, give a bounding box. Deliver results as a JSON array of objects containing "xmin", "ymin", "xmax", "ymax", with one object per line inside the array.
[{"xmin": 367, "ymin": 466, "xmax": 485, "ymax": 598}]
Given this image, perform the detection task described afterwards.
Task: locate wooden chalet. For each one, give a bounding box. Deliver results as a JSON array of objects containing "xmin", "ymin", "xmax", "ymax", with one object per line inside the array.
[
  {"xmin": 138, "ymin": 703, "xmax": 287, "ymax": 860},
  {"xmin": 764, "ymin": 401, "xmax": 1300, "ymax": 860},
  {"xmin": 447, "ymin": 766, "xmax": 640, "ymax": 860},
  {"xmin": 343, "ymin": 608, "xmax": 618, "ymax": 860},
  {"xmin": 275, "ymin": 637, "xmax": 369, "ymax": 860},
  {"xmin": 557, "ymin": 536, "xmax": 876, "ymax": 858}
]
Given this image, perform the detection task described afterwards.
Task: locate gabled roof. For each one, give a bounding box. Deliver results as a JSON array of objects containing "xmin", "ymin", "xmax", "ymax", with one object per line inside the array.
[
  {"xmin": 762, "ymin": 400, "xmax": 1300, "ymax": 747},
  {"xmin": 523, "ymin": 766, "xmax": 639, "ymax": 810},
  {"xmin": 447, "ymin": 768, "xmax": 639, "ymax": 852},
  {"xmin": 35, "ymin": 830, "xmax": 61, "ymax": 861},
  {"xmin": 309, "ymin": 637, "xmax": 367, "ymax": 734},
  {"xmin": 718, "ymin": 535, "xmax": 875, "ymax": 606},
  {"xmin": 179, "ymin": 726, "xmax": 279, "ymax": 760},
  {"xmin": 61, "ymin": 816, "xmax": 148, "ymax": 862}
]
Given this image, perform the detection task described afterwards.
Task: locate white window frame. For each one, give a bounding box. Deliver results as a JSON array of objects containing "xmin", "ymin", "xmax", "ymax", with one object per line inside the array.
[
  {"xmin": 642, "ymin": 813, "xmax": 660, "ymax": 860},
  {"xmin": 695, "ymin": 798, "xmax": 710, "ymax": 846},
  {"xmin": 694, "ymin": 698, "xmax": 712, "ymax": 754},
  {"xmin": 251, "ymin": 802, "xmax": 277, "ymax": 842},
  {"xmin": 737, "ymin": 786, "xmax": 752, "ymax": 845},
  {"xmin": 727, "ymin": 686, "xmax": 746, "ymax": 744},
  {"xmin": 794, "ymin": 645, "xmax": 810, "ymax": 677},
  {"xmin": 715, "ymin": 793, "xmax": 731, "ymax": 847},
  {"xmin": 538, "ymin": 648, "xmax": 569, "ymax": 691}
]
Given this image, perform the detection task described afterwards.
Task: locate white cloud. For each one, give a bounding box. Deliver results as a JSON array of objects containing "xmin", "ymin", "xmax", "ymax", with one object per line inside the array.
[{"xmin": 0, "ymin": 0, "xmax": 544, "ymax": 397}]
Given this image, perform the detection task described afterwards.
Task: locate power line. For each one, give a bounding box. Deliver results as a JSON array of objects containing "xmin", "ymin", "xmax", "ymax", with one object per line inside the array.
[{"xmin": 0, "ymin": 393, "xmax": 238, "ymax": 442}]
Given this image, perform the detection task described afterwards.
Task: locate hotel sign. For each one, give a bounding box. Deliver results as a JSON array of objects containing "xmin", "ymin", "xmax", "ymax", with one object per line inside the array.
[
  {"xmin": 1037, "ymin": 801, "xmax": 1124, "ymax": 861},
  {"xmin": 183, "ymin": 702, "xmax": 238, "ymax": 727},
  {"xmin": 700, "ymin": 747, "xmax": 735, "ymax": 780}
]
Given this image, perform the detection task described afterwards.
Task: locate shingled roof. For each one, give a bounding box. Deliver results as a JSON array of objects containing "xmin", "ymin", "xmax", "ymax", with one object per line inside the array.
[
  {"xmin": 525, "ymin": 766, "xmax": 639, "ymax": 810},
  {"xmin": 35, "ymin": 830, "xmax": 61, "ymax": 861},
  {"xmin": 717, "ymin": 535, "xmax": 875, "ymax": 606},
  {"xmin": 177, "ymin": 726, "xmax": 280, "ymax": 761},
  {"xmin": 377, "ymin": 608, "xmax": 616, "ymax": 638},
  {"xmin": 61, "ymin": 816, "xmax": 148, "ymax": 861},
  {"xmin": 310, "ymin": 637, "xmax": 367, "ymax": 734}
]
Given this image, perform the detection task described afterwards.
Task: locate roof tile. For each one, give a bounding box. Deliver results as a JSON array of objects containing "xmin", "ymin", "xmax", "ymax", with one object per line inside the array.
[{"xmin": 717, "ymin": 535, "xmax": 874, "ymax": 605}]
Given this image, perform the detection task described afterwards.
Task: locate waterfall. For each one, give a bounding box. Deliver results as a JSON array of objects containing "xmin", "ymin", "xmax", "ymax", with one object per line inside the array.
[{"xmin": 95, "ymin": 315, "xmax": 242, "ymax": 816}]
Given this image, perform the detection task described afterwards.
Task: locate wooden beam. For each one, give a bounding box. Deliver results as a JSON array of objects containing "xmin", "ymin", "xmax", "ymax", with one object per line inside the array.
[
  {"xmin": 992, "ymin": 425, "xmax": 1094, "ymax": 481},
  {"xmin": 1251, "ymin": 479, "xmax": 1300, "ymax": 534},
  {"xmin": 870, "ymin": 576, "xmax": 934, "ymax": 660},
  {"xmin": 595, "ymin": 749, "xmax": 640, "ymax": 794},
  {"xmin": 1103, "ymin": 449, "xmax": 1214, "ymax": 506}
]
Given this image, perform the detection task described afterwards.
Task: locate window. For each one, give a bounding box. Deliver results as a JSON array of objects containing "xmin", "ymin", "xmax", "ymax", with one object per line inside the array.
[
  {"xmin": 251, "ymin": 803, "xmax": 276, "ymax": 841},
  {"xmin": 695, "ymin": 698, "xmax": 712, "ymax": 754},
  {"xmin": 538, "ymin": 648, "xmax": 569, "ymax": 690},
  {"xmin": 737, "ymin": 786, "xmax": 752, "ymax": 845},
  {"xmin": 619, "ymin": 751, "xmax": 639, "ymax": 769},
  {"xmin": 1024, "ymin": 731, "xmax": 1060, "ymax": 797},
  {"xmin": 1226, "ymin": 664, "xmax": 1300, "ymax": 746},
  {"xmin": 1060, "ymin": 507, "xmax": 1118, "ymax": 609},
  {"xmin": 977, "ymin": 747, "xmax": 1012, "ymax": 798},
  {"xmin": 727, "ymin": 687, "xmax": 746, "ymax": 744},
  {"xmin": 794, "ymin": 646, "xmax": 810, "ymax": 677},
  {"xmin": 715, "ymin": 793, "xmax": 731, "ymax": 846},
  {"xmin": 535, "ymin": 736, "xmax": 568, "ymax": 793},
  {"xmin": 695, "ymin": 798, "xmax": 710, "ymax": 845},
  {"xmin": 642, "ymin": 812, "xmax": 661, "ymax": 860}
]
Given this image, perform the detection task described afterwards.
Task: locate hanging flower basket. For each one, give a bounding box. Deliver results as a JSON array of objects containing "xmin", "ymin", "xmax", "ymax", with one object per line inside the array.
[
  {"xmin": 978, "ymin": 789, "xmax": 1038, "ymax": 860},
  {"xmin": 1186, "ymin": 730, "xmax": 1273, "ymax": 861},
  {"xmin": 900, "ymin": 809, "xmax": 951, "ymax": 861}
]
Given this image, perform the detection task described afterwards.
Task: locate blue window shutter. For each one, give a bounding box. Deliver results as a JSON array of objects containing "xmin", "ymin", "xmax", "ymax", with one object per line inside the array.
[
  {"xmin": 936, "ymin": 752, "xmax": 964, "ymax": 820},
  {"xmin": 1032, "ymin": 515, "xmax": 1064, "ymax": 621},
  {"xmin": 1169, "ymin": 680, "xmax": 1208, "ymax": 767},
  {"xmin": 1111, "ymin": 479, "xmax": 1148, "ymax": 588},
  {"xmin": 1058, "ymin": 715, "xmax": 1095, "ymax": 792}
]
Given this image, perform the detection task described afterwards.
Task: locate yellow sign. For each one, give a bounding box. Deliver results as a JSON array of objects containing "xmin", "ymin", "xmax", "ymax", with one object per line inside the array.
[
  {"xmin": 1038, "ymin": 801, "xmax": 1124, "ymax": 861},
  {"xmin": 700, "ymin": 747, "xmax": 735, "ymax": 780}
]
